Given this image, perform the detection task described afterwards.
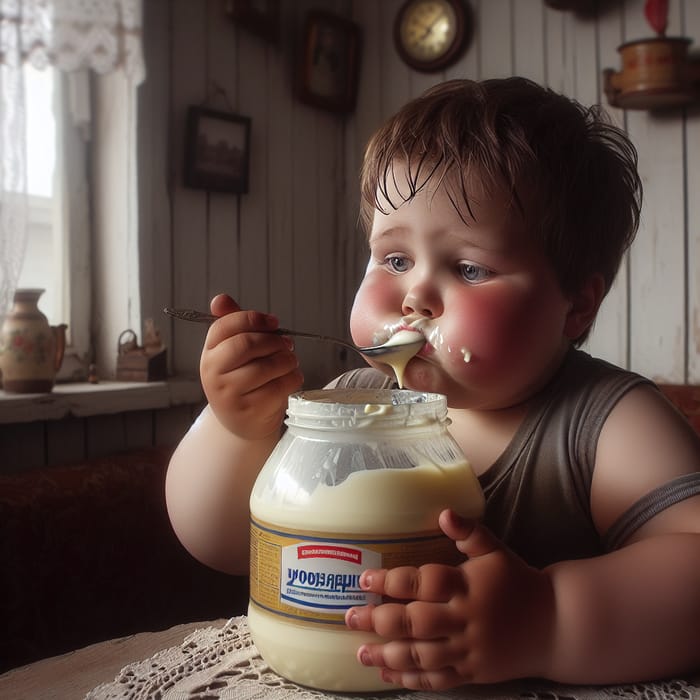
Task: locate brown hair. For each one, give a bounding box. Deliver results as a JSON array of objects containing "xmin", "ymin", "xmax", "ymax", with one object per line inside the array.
[{"xmin": 360, "ymin": 78, "xmax": 642, "ymax": 340}]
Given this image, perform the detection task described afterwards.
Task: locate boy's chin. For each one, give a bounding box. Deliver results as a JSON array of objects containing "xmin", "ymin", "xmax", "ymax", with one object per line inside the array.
[{"xmin": 401, "ymin": 362, "xmax": 452, "ymax": 393}]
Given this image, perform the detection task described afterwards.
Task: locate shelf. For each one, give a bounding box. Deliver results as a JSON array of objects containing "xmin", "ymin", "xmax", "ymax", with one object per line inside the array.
[{"xmin": 0, "ymin": 377, "xmax": 204, "ymax": 424}]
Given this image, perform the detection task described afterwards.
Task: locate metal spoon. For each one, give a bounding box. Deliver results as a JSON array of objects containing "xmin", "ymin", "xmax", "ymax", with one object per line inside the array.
[{"xmin": 163, "ymin": 307, "xmax": 425, "ymax": 359}]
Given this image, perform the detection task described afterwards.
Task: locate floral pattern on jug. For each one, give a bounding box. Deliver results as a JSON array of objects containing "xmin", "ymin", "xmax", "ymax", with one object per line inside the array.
[{"xmin": 0, "ymin": 288, "xmax": 67, "ymax": 393}]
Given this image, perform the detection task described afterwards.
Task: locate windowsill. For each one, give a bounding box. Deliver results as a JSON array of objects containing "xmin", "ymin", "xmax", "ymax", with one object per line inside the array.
[{"xmin": 0, "ymin": 377, "xmax": 204, "ymax": 424}]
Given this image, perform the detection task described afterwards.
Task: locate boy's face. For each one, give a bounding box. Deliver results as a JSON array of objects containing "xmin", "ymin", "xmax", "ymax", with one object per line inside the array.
[{"xmin": 350, "ymin": 167, "xmax": 574, "ymax": 410}]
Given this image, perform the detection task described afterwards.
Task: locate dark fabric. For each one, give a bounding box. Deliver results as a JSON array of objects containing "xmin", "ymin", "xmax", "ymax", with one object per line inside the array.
[
  {"xmin": 328, "ymin": 351, "xmax": 698, "ymax": 569},
  {"xmin": 477, "ymin": 349, "xmax": 652, "ymax": 567},
  {"xmin": 0, "ymin": 447, "xmax": 248, "ymax": 672},
  {"xmin": 325, "ymin": 367, "xmax": 398, "ymax": 390},
  {"xmin": 603, "ymin": 471, "xmax": 700, "ymax": 551}
]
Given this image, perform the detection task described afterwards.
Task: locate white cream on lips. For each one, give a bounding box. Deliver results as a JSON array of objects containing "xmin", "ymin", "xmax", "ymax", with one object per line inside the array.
[
  {"xmin": 374, "ymin": 317, "xmax": 472, "ymax": 386},
  {"xmin": 376, "ymin": 328, "xmax": 424, "ymax": 388}
]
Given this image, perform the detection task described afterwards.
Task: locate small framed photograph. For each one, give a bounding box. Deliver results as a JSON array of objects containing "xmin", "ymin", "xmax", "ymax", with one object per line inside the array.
[
  {"xmin": 184, "ymin": 106, "xmax": 251, "ymax": 194},
  {"xmin": 297, "ymin": 10, "xmax": 361, "ymax": 114}
]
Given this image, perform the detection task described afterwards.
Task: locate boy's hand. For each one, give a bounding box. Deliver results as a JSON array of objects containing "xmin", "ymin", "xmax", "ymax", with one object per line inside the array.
[
  {"xmin": 200, "ymin": 294, "xmax": 304, "ymax": 440},
  {"xmin": 344, "ymin": 509, "xmax": 556, "ymax": 690}
]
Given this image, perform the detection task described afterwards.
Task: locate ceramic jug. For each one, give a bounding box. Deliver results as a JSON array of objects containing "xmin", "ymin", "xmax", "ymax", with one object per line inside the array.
[{"xmin": 0, "ymin": 288, "xmax": 67, "ymax": 393}]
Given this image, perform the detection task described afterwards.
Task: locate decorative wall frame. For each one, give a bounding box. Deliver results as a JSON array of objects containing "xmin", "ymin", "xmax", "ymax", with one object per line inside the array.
[
  {"xmin": 297, "ymin": 10, "xmax": 361, "ymax": 114},
  {"xmin": 184, "ymin": 106, "xmax": 251, "ymax": 194}
]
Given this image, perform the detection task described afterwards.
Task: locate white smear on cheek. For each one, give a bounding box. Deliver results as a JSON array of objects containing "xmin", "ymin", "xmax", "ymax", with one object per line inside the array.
[{"xmin": 425, "ymin": 325, "xmax": 472, "ymax": 364}]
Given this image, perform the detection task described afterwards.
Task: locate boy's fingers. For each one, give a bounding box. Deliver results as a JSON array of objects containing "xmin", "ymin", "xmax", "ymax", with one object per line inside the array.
[
  {"xmin": 210, "ymin": 293, "xmax": 240, "ymax": 315},
  {"xmin": 346, "ymin": 600, "xmax": 463, "ymax": 639},
  {"xmin": 204, "ymin": 310, "xmax": 280, "ymax": 349},
  {"xmin": 359, "ymin": 564, "xmax": 465, "ymax": 602},
  {"xmin": 439, "ymin": 509, "xmax": 501, "ymax": 559}
]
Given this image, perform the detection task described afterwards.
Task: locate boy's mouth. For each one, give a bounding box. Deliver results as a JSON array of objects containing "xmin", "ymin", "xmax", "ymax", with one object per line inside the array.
[
  {"xmin": 374, "ymin": 318, "xmax": 472, "ymax": 363},
  {"xmin": 374, "ymin": 317, "xmax": 427, "ymax": 345},
  {"xmin": 372, "ymin": 317, "xmax": 433, "ymax": 359}
]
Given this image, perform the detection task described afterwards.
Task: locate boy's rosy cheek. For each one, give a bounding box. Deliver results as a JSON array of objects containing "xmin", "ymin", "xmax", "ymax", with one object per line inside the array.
[
  {"xmin": 448, "ymin": 293, "xmax": 526, "ymax": 358},
  {"xmin": 350, "ymin": 278, "xmax": 395, "ymax": 341}
]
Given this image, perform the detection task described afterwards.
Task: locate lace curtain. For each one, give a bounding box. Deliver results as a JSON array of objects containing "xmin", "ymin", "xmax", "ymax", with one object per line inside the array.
[{"xmin": 0, "ymin": 0, "xmax": 145, "ymax": 318}]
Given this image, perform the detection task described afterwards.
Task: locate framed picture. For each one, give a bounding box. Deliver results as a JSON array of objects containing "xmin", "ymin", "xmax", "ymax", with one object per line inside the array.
[
  {"xmin": 225, "ymin": 0, "xmax": 280, "ymax": 42},
  {"xmin": 297, "ymin": 10, "xmax": 361, "ymax": 114},
  {"xmin": 184, "ymin": 106, "xmax": 251, "ymax": 194}
]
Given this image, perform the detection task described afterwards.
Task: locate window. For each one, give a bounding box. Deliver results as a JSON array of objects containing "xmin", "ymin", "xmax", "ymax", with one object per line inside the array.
[
  {"xmin": 13, "ymin": 65, "xmax": 92, "ymax": 380},
  {"xmin": 0, "ymin": 1, "xmax": 146, "ymax": 385},
  {"xmin": 17, "ymin": 65, "xmax": 59, "ymax": 324}
]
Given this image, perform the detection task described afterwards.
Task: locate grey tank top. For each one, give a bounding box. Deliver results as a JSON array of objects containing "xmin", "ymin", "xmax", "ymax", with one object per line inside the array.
[{"xmin": 326, "ymin": 349, "xmax": 700, "ymax": 568}]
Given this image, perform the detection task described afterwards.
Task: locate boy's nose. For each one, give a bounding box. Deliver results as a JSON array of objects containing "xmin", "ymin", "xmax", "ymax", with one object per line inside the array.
[{"xmin": 401, "ymin": 282, "xmax": 443, "ymax": 318}]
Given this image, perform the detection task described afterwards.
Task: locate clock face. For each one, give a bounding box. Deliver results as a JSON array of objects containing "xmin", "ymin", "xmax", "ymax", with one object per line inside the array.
[{"xmin": 395, "ymin": 0, "xmax": 468, "ymax": 72}]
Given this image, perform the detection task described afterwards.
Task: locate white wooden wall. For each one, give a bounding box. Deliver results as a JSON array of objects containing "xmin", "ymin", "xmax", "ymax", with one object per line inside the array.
[
  {"xmin": 140, "ymin": 0, "xmax": 700, "ymax": 389},
  {"xmin": 4, "ymin": 0, "xmax": 699, "ymax": 472},
  {"xmin": 139, "ymin": 0, "xmax": 360, "ymax": 391},
  {"xmin": 347, "ymin": 0, "xmax": 700, "ymax": 385}
]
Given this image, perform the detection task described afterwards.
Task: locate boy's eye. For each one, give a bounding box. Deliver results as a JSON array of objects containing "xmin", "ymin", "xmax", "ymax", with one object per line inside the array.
[
  {"xmin": 385, "ymin": 255, "xmax": 411, "ymax": 273},
  {"xmin": 459, "ymin": 262, "xmax": 491, "ymax": 283}
]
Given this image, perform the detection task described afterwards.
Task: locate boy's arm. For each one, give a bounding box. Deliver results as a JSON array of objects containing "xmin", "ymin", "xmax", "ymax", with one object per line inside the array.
[
  {"xmin": 547, "ymin": 382, "xmax": 700, "ymax": 681},
  {"xmin": 165, "ymin": 405, "xmax": 279, "ymax": 575},
  {"xmin": 546, "ymin": 526, "xmax": 700, "ymax": 683},
  {"xmin": 346, "ymin": 384, "xmax": 700, "ymax": 688},
  {"xmin": 165, "ymin": 294, "xmax": 304, "ymax": 575}
]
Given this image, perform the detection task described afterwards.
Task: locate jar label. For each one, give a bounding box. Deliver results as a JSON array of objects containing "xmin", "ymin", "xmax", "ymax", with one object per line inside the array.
[{"xmin": 250, "ymin": 517, "xmax": 463, "ymax": 625}]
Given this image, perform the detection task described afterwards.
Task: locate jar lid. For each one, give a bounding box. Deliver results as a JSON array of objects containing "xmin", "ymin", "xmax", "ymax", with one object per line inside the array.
[{"xmin": 286, "ymin": 388, "xmax": 449, "ymax": 431}]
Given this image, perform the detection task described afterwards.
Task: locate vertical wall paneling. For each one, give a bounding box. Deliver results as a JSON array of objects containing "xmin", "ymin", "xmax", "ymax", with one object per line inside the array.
[
  {"xmin": 478, "ymin": 0, "xmax": 513, "ymax": 78},
  {"xmin": 85, "ymin": 414, "xmax": 127, "ymax": 459},
  {"xmin": 0, "ymin": 404, "xmax": 200, "ymax": 472},
  {"xmin": 687, "ymin": 1, "xmax": 700, "ymax": 382},
  {"xmin": 586, "ymin": 0, "xmax": 628, "ymax": 366},
  {"xmin": 206, "ymin": 1, "xmax": 243, "ymax": 305},
  {"xmin": 138, "ymin": 0, "xmax": 174, "ymax": 357},
  {"xmin": 570, "ymin": 8, "xmax": 597, "ymax": 104},
  {"xmin": 7, "ymin": 0, "xmax": 700, "ymax": 473},
  {"xmin": 625, "ymin": 0, "xmax": 686, "ymax": 382},
  {"xmin": 92, "ymin": 72, "xmax": 141, "ymax": 376},
  {"xmin": 345, "ymin": 1, "xmax": 380, "ymax": 343},
  {"xmin": 379, "ymin": 0, "xmax": 412, "ymax": 120},
  {"xmin": 46, "ymin": 417, "xmax": 85, "ymax": 467},
  {"xmin": 143, "ymin": 0, "xmax": 700, "ymax": 391},
  {"xmin": 543, "ymin": 5, "xmax": 567, "ymax": 91},
  {"xmin": 513, "ymin": 0, "xmax": 546, "ymax": 83},
  {"xmin": 0, "ymin": 423, "xmax": 45, "ymax": 473},
  {"xmin": 124, "ymin": 409, "xmax": 155, "ymax": 451},
  {"xmin": 267, "ymin": 1, "xmax": 296, "ymax": 329},
  {"xmin": 154, "ymin": 404, "xmax": 200, "ymax": 446},
  {"xmin": 444, "ymin": 0, "xmax": 479, "ymax": 81},
  {"xmin": 171, "ymin": 1, "xmax": 210, "ymax": 376},
  {"xmin": 237, "ymin": 29, "xmax": 272, "ymax": 313},
  {"xmin": 317, "ymin": 112, "xmax": 343, "ymax": 346},
  {"xmin": 291, "ymin": 1, "xmax": 325, "ymax": 387}
]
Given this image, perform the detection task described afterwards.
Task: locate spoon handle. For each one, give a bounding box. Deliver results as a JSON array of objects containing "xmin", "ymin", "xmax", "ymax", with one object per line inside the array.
[{"xmin": 163, "ymin": 307, "xmax": 359, "ymax": 353}]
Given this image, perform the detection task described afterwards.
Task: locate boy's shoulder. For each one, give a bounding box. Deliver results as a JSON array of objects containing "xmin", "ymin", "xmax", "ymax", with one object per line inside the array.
[
  {"xmin": 542, "ymin": 347, "xmax": 655, "ymax": 441},
  {"xmin": 325, "ymin": 367, "xmax": 397, "ymax": 391},
  {"xmin": 557, "ymin": 347, "xmax": 651, "ymax": 392}
]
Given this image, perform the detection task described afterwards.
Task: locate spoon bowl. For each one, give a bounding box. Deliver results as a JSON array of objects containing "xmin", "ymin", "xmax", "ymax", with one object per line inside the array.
[{"xmin": 163, "ymin": 307, "xmax": 425, "ymax": 358}]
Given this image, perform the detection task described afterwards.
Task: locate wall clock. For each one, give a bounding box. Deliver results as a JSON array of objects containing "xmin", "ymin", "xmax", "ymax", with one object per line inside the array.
[{"xmin": 394, "ymin": 0, "xmax": 471, "ymax": 72}]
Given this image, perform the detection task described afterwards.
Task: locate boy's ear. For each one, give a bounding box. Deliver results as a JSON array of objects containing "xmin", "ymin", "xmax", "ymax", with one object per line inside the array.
[{"xmin": 564, "ymin": 274, "xmax": 605, "ymax": 340}]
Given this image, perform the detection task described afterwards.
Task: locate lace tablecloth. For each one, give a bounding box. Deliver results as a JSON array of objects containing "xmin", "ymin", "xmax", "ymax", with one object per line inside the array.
[{"xmin": 86, "ymin": 616, "xmax": 700, "ymax": 700}]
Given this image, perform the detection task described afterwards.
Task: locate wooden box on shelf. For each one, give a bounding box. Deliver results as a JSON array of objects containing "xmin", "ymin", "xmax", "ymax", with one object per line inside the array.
[{"xmin": 116, "ymin": 321, "xmax": 167, "ymax": 382}]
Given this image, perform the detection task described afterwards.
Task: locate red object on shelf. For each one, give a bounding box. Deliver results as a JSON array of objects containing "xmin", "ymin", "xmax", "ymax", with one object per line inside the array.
[{"xmin": 645, "ymin": 0, "xmax": 669, "ymax": 36}]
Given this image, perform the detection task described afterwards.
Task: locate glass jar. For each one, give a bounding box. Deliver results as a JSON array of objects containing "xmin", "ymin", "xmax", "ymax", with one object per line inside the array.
[{"xmin": 248, "ymin": 388, "xmax": 484, "ymax": 692}]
